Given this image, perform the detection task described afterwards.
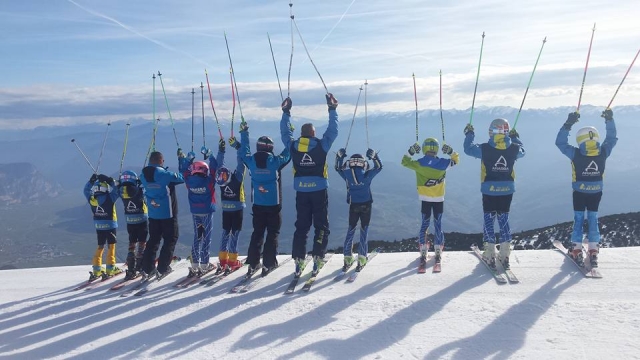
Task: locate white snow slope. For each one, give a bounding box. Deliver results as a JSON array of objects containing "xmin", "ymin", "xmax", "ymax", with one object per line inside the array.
[{"xmin": 1, "ymin": 249, "xmax": 639, "ymax": 360}]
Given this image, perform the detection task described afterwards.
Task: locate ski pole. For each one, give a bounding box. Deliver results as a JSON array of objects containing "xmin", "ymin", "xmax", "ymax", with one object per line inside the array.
[
  {"xmin": 95, "ymin": 122, "xmax": 111, "ymax": 174},
  {"xmin": 267, "ymin": 32, "xmax": 284, "ymax": 101},
  {"xmin": 157, "ymin": 71, "xmax": 180, "ymax": 148},
  {"xmin": 513, "ymin": 37, "xmax": 547, "ymax": 130},
  {"xmin": 577, "ymin": 23, "xmax": 596, "ymax": 113},
  {"xmin": 292, "ymin": 16, "xmax": 329, "ymax": 94},
  {"xmin": 201, "ymin": 82, "xmax": 205, "ymax": 147},
  {"xmin": 606, "ymin": 47, "xmax": 640, "ymax": 109},
  {"xmin": 191, "ymin": 88, "xmax": 195, "ymax": 152},
  {"xmin": 412, "ymin": 73, "xmax": 419, "ymax": 142},
  {"xmin": 145, "ymin": 74, "xmax": 157, "ymax": 166},
  {"xmin": 439, "ymin": 70, "xmax": 446, "ymax": 143},
  {"xmin": 204, "ymin": 69, "xmax": 224, "ymax": 139},
  {"xmin": 224, "ymin": 32, "xmax": 245, "ymax": 128},
  {"xmin": 145, "ymin": 117, "xmax": 160, "ymax": 167},
  {"xmin": 71, "ymin": 139, "xmax": 97, "ymax": 173},
  {"xmin": 364, "ymin": 80, "xmax": 370, "ymax": 149},
  {"xmin": 230, "ymin": 67, "xmax": 236, "ymax": 137},
  {"xmin": 119, "ymin": 123, "xmax": 131, "ymax": 175},
  {"xmin": 469, "ymin": 32, "xmax": 485, "ymax": 126},
  {"xmin": 344, "ymin": 85, "xmax": 364, "ymax": 150},
  {"xmin": 288, "ymin": 2, "xmax": 294, "ymax": 98}
]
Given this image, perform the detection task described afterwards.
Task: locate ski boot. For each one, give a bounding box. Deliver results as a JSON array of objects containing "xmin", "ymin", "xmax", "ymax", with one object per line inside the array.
[
  {"xmin": 498, "ymin": 242, "xmax": 511, "ymax": 270},
  {"xmin": 261, "ymin": 261, "xmax": 279, "ymax": 277},
  {"xmin": 434, "ymin": 247, "xmax": 442, "ymax": 265},
  {"xmin": 312, "ymin": 256, "xmax": 326, "ymax": 276},
  {"xmin": 355, "ymin": 255, "xmax": 367, "ymax": 272},
  {"xmin": 568, "ymin": 243, "xmax": 585, "ymax": 267},
  {"xmin": 294, "ymin": 257, "xmax": 307, "ymax": 277},
  {"xmin": 226, "ymin": 260, "xmax": 243, "ymax": 274},
  {"xmin": 588, "ymin": 249, "xmax": 599, "ymax": 268},
  {"xmin": 157, "ymin": 266, "xmax": 173, "ymax": 280},
  {"xmin": 342, "ymin": 255, "xmax": 355, "ymax": 272},
  {"xmin": 482, "ymin": 242, "xmax": 497, "ymax": 269},
  {"xmin": 199, "ymin": 263, "xmax": 216, "ymax": 276},
  {"xmin": 187, "ymin": 261, "xmax": 200, "ymax": 278},
  {"xmin": 124, "ymin": 269, "xmax": 138, "ymax": 281},
  {"xmin": 246, "ymin": 263, "xmax": 260, "ymax": 278}
]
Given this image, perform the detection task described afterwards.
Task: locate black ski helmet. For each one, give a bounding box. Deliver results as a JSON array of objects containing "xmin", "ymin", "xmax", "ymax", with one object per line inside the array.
[
  {"xmin": 256, "ymin": 136, "xmax": 274, "ymax": 153},
  {"xmin": 348, "ymin": 153, "xmax": 368, "ymax": 169}
]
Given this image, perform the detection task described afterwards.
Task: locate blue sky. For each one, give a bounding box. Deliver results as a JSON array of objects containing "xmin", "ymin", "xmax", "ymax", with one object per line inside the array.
[{"xmin": 1, "ymin": 0, "xmax": 639, "ymax": 128}]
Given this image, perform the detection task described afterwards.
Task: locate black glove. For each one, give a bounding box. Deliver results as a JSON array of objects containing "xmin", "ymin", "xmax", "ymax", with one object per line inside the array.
[
  {"xmin": 509, "ymin": 129, "xmax": 519, "ymax": 139},
  {"xmin": 218, "ymin": 138, "xmax": 226, "ymax": 153},
  {"xmin": 408, "ymin": 143, "xmax": 421, "ymax": 156},
  {"xmin": 326, "ymin": 93, "xmax": 338, "ymax": 110},
  {"xmin": 336, "ymin": 148, "xmax": 346, "ymax": 159},
  {"xmin": 97, "ymin": 174, "xmax": 109, "ymax": 183},
  {"xmin": 282, "ymin": 97, "xmax": 292, "ymax": 114},
  {"xmin": 177, "ymin": 148, "xmax": 185, "ymax": 158},
  {"xmin": 564, "ymin": 112, "xmax": 580, "ymax": 130},
  {"xmin": 366, "ymin": 148, "xmax": 376, "ymax": 160},
  {"xmin": 239, "ymin": 122, "xmax": 249, "ymax": 133},
  {"xmin": 601, "ymin": 108, "xmax": 613, "ymax": 122},
  {"xmin": 229, "ymin": 136, "xmax": 241, "ymax": 150},
  {"xmin": 464, "ymin": 124, "xmax": 474, "ymax": 135},
  {"xmin": 441, "ymin": 144, "xmax": 453, "ymax": 155},
  {"xmin": 89, "ymin": 174, "xmax": 98, "ymax": 183}
]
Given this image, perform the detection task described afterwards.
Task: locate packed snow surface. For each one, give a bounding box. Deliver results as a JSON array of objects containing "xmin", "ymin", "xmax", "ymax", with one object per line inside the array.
[{"xmin": 1, "ymin": 248, "xmax": 639, "ymax": 359}]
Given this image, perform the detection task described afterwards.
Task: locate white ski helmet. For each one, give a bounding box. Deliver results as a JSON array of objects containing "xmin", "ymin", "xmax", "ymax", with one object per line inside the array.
[
  {"xmin": 488, "ymin": 118, "xmax": 510, "ymax": 137},
  {"xmin": 576, "ymin": 126, "xmax": 600, "ymax": 145}
]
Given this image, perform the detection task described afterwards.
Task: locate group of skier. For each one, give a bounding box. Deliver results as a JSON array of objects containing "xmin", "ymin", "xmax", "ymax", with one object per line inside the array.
[{"xmin": 82, "ymin": 96, "xmax": 617, "ymax": 282}]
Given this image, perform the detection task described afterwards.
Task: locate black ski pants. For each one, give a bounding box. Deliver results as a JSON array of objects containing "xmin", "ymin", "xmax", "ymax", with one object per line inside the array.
[
  {"xmin": 247, "ymin": 205, "xmax": 281, "ymax": 269},
  {"xmin": 292, "ymin": 189, "xmax": 329, "ymax": 260},
  {"xmin": 141, "ymin": 217, "xmax": 179, "ymax": 274}
]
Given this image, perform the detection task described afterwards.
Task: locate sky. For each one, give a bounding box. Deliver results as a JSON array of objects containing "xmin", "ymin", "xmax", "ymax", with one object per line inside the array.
[
  {"xmin": 1, "ymin": 250, "xmax": 638, "ymax": 359},
  {"xmin": 1, "ymin": 0, "xmax": 640, "ymax": 129}
]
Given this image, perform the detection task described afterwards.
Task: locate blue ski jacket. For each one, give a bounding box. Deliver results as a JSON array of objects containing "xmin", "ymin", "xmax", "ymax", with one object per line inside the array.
[{"xmin": 140, "ymin": 165, "xmax": 185, "ymax": 219}]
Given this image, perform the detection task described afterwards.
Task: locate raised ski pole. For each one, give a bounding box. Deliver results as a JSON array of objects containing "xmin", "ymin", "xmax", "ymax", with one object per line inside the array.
[
  {"xmin": 268, "ymin": 32, "xmax": 284, "ymax": 101},
  {"xmin": 577, "ymin": 23, "xmax": 596, "ymax": 113},
  {"xmin": 292, "ymin": 14, "xmax": 329, "ymax": 94},
  {"xmin": 606, "ymin": 47, "xmax": 640, "ymax": 109},
  {"xmin": 224, "ymin": 32, "xmax": 245, "ymax": 130},
  {"xmin": 364, "ymin": 80, "xmax": 370, "ymax": 149},
  {"xmin": 287, "ymin": 2, "xmax": 294, "ymax": 98},
  {"xmin": 412, "ymin": 73, "xmax": 419, "ymax": 142},
  {"xmin": 71, "ymin": 139, "xmax": 97, "ymax": 173},
  {"xmin": 344, "ymin": 85, "xmax": 364, "ymax": 150},
  {"xmin": 119, "ymin": 123, "xmax": 131, "ymax": 175},
  {"xmin": 95, "ymin": 121, "xmax": 111, "ymax": 174},
  {"xmin": 204, "ymin": 69, "xmax": 224, "ymax": 139},
  {"xmin": 229, "ymin": 67, "xmax": 236, "ymax": 137},
  {"xmin": 469, "ymin": 32, "xmax": 485, "ymax": 126},
  {"xmin": 144, "ymin": 74, "xmax": 157, "ymax": 166},
  {"xmin": 157, "ymin": 71, "xmax": 181, "ymax": 148},
  {"xmin": 200, "ymin": 82, "xmax": 205, "ymax": 148},
  {"xmin": 439, "ymin": 70, "xmax": 446, "ymax": 143},
  {"xmin": 191, "ymin": 88, "xmax": 195, "ymax": 152},
  {"xmin": 513, "ymin": 37, "xmax": 547, "ymax": 130}
]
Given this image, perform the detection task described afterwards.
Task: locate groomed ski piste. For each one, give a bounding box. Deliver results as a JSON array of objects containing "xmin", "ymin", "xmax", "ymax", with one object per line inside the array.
[{"xmin": 1, "ymin": 248, "xmax": 639, "ymax": 359}]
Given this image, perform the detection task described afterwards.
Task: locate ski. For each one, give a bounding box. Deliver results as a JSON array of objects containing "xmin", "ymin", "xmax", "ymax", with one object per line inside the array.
[
  {"xmin": 496, "ymin": 259, "xmax": 519, "ymax": 283},
  {"xmin": 73, "ymin": 277, "xmax": 102, "ymax": 291},
  {"xmin": 333, "ymin": 259, "xmax": 356, "ymax": 282},
  {"xmin": 83, "ymin": 270, "xmax": 125, "ymax": 291},
  {"xmin": 301, "ymin": 254, "xmax": 334, "ymax": 292},
  {"xmin": 418, "ymin": 242, "xmax": 431, "ymax": 274},
  {"xmin": 174, "ymin": 266, "xmax": 217, "ymax": 289},
  {"xmin": 346, "ymin": 248, "xmax": 381, "ymax": 283},
  {"xmin": 471, "ymin": 245, "xmax": 507, "ymax": 284},
  {"xmin": 583, "ymin": 244, "xmax": 603, "ymax": 278},
  {"xmin": 229, "ymin": 270, "xmax": 258, "ymax": 293},
  {"xmin": 433, "ymin": 261, "xmax": 441, "ymax": 273},
  {"xmin": 284, "ymin": 256, "xmax": 313, "ymax": 295},
  {"xmin": 134, "ymin": 264, "xmax": 184, "ymax": 296},
  {"xmin": 238, "ymin": 258, "xmax": 292, "ymax": 293},
  {"xmin": 110, "ymin": 274, "xmax": 141, "ymax": 290},
  {"xmin": 552, "ymin": 240, "xmax": 602, "ymax": 278},
  {"xmin": 120, "ymin": 258, "xmax": 183, "ymax": 297}
]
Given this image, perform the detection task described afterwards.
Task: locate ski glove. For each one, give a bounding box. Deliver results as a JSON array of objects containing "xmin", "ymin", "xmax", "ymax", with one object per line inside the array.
[
  {"xmin": 90, "ymin": 174, "xmax": 98, "ymax": 183},
  {"xmin": 282, "ymin": 97, "xmax": 292, "ymax": 114},
  {"xmin": 509, "ymin": 129, "xmax": 519, "ymax": 139},
  {"xmin": 366, "ymin": 148, "xmax": 377, "ymax": 160},
  {"xmin": 408, "ymin": 143, "xmax": 421, "ymax": 156},
  {"xmin": 228, "ymin": 136, "xmax": 241, "ymax": 150},
  {"xmin": 601, "ymin": 108, "xmax": 613, "ymax": 122},
  {"xmin": 188, "ymin": 151, "xmax": 197, "ymax": 161},
  {"xmin": 177, "ymin": 148, "xmax": 186, "ymax": 158},
  {"xmin": 239, "ymin": 122, "xmax": 249, "ymax": 133},
  {"xmin": 326, "ymin": 93, "xmax": 338, "ymax": 110},
  {"xmin": 464, "ymin": 124, "xmax": 474, "ymax": 135},
  {"xmin": 564, "ymin": 112, "xmax": 580, "ymax": 130},
  {"xmin": 218, "ymin": 138, "xmax": 226, "ymax": 153},
  {"xmin": 336, "ymin": 148, "xmax": 346, "ymax": 159},
  {"xmin": 441, "ymin": 144, "xmax": 453, "ymax": 155}
]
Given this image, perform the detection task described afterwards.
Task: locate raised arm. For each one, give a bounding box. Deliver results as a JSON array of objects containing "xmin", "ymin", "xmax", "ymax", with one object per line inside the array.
[
  {"xmin": 280, "ymin": 98, "xmax": 294, "ymax": 149},
  {"xmin": 366, "ymin": 148, "xmax": 383, "ymax": 179},
  {"xmin": 320, "ymin": 94, "xmax": 339, "ymax": 152},
  {"xmin": 555, "ymin": 112, "xmax": 579, "ymax": 160},
  {"xmin": 601, "ymin": 109, "xmax": 618, "ymax": 157},
  {"xmin": 463, "ymin": 125, "xmax": 482, "ymax": 159}
]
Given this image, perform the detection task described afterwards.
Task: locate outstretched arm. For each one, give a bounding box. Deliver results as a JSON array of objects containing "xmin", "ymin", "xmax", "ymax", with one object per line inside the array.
[
  {"xmin": 601, "ymin": 113, "xmax": 618, "ymax": 157},
  {"xmin": 463, "ymin": 132, "xmax": 482, "ymax": 159},
  {"xmin": 320, "ymin": 109, "xmax": 339, "ymax": 152}
]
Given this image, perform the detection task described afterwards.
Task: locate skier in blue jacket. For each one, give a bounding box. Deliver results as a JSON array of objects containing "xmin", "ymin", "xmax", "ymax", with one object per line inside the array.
[
  {"xmin": 178, "ymin": 140, "xmax": 222, "ymax": 277},
  {"xmin": 334, "ymin": 149, "xmax": 382, "ymax": 272},
  {"xmin": 84, "ymin": 173, "xmax": 121, "ymax": 281},
  {"xmin": 555, "ymin": 109, "xmax": 617, "ymax": 268},
  {"xmin": 463, "ymin": 118, "xmax": 525, "ymax": 270},
  {"xmin": 281, "ymin": 94, "xmax": 339, "ymax": 277},
  {"xmin": 139, "ymin": 151, "xmax": 185, "ymax": 279},
  {"xmin": 240, "ymin": 118, "xmax": 291, "ymax": 277}
]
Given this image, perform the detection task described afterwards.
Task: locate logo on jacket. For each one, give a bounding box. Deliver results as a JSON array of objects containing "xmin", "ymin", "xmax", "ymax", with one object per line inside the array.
[
  {"xmin": 300, "ymin": 153, "xmax": 316, "ymax": 166},
  {"xmin": 126, "ymin": 201, "xmax": 138, "ymax": 212},
  {"xmin": 258, "ymin": 185, "xmax": 269, "ymax": 193},
  {"xmin": 190, "ymin": 187, "xmax": 207, "ymax": 194},
  {"xmin": 492, "ymin": 156, "xmax": 509, "ymax": 172},
  {"xmin": 150, "ymin": 199, "xmax": 161, "ymax": 208},
  {"xmin": 94, "ymin": 205, "xmax": 108, "ymax": 217},
  {"xmin": 223, "ymin": 186, "xmax": 236, "ymax": 197},
  {"xmin": 582, "ymin": 161, "xmax": 600, "ymax": 176}
]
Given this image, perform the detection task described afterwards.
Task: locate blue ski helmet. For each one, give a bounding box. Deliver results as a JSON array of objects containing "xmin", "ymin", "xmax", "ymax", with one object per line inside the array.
[
  {"xmin": 215, "ymin": 167, "xmax": 232, "ymax": 186},
  {"xmin": 119, "ymin": 170, "xmax": 138, "ymax": 185}
]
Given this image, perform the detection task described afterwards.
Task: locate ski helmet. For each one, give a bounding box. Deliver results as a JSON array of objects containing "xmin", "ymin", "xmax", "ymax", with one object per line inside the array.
[
  {"xmin": 256, "ymin": 136, "xmax": 274, "ymax": 153},
  {"xmin": 348, "ymin": 154, "xmax": 368, "ymax": 169},
  {"xmin": 190, "ymin": 161, "xmax": 209, "ymax": 176},
  {"xmin": 119, "ymin": 170, "xmax": 138, "ymax": 185},
  {"xmin": 422, "ymin": 138, "xmax": 439, "ymax": 155},
  {"xmin": 489, "ymin": 118, "xmax": 510, "ymax": 137},
  {"xmin": 91, "ymin": 180, "xmax": 109, "ymax": 195},
  {"xmin": 215, "ymin": 166, "xmax": 232, "ymax": 186},
  {"xmin": 576, "ymin": 126, "xmax": 600, "ymax": 145}
]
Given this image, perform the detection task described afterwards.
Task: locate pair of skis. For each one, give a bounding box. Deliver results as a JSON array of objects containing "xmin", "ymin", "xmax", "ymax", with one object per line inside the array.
[
  {"xmin": 173, "ymin": 265, "xmax": 218, "ymax": 289},
  {"xmin": 72, "ymin": 268, "xmax": 125, "ymax": 291},
  {"xmin": 417, "ymin": 243, "xmax": 442, "ymax": 274},
  {"xmin": 471, "ymin": 245, "xmax": 519, "ymax": 284},
  {"xmin": 230, "ymin": 257, "xmax": 293, "ymax": 293},
  {"xmin": 552, "ymin": 240, "xmax": 603, "ymax": 278},
  {"xmin": 120, "ymin": 258, "xmax": 186, "ymax": 297},
  {"xmin": 285, "ymin": 253, "xmax": 337, "ymax": 294},
  {"xmin": 333, "ymin": 248, "xmax": 381, "ymax": 283}
]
